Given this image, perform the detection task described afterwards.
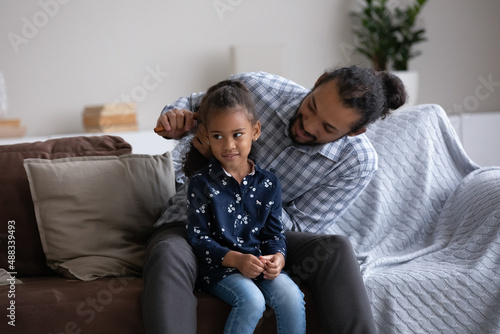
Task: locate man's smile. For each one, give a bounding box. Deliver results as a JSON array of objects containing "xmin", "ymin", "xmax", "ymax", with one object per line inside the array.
[{"xmin": 292, "ymin": 114, "xmax": 317, "ymax": 143}]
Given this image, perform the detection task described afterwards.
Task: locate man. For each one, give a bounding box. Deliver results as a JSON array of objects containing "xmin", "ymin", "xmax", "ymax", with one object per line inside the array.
[{"xmin": 143, "ymin": 66, "xmax": 407, "ymax": 333}]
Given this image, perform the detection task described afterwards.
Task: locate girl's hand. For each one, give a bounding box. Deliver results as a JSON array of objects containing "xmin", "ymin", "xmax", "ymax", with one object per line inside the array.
[
  {"xmin": 236, "ymin": 254, "xmax": 266, "ymax": 278},
  {"xmin": 259, "ymin": 253, "xmax": 285, "ymax": 280},
  {"xmin": 223, "ymin": 251, "xmax": 265, "ymax": 279}
]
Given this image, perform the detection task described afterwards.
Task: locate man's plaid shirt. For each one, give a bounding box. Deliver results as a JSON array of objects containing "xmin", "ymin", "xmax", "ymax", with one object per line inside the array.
[{"xmin": 155, "ymin": 72, "xmax": 378, "ymax": 234}]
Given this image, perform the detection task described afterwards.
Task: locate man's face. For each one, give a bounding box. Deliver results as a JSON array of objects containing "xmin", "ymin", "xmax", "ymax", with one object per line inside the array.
[{"xmin": 289, "ymin": 80, "xmax": 365, "ymax": 145}]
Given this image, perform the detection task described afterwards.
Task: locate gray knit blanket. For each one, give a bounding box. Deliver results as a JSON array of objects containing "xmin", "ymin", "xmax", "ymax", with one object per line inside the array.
[{"xmin": 335, "ymin": 104, "xmax": 500, "ymax": 333}]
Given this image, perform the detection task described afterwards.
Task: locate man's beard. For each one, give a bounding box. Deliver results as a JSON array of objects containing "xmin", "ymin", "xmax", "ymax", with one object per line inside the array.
[{"xmin": 288, "ymin": 113, "xmax": 318, "ymax": 145}]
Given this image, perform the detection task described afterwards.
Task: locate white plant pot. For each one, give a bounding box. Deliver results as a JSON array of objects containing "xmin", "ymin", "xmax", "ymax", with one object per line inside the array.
[{"xmin": 391, "ymin": 71, "xmax": 419, "ymax": 110}]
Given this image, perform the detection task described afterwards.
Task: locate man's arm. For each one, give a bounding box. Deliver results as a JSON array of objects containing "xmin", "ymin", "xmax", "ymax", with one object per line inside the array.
[
  {"xmin": 281, "ymin": 167, "xmax": 376, "ymax": 233},
  {"xmin": 156, "ymin": 92, "xmax": 207, "ymax": 183}
]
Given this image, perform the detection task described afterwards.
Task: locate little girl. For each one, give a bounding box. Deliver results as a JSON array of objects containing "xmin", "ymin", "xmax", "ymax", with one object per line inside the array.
[{"xmin": 186, "ymin": 80, "xmax": 306, "ymax": 334}]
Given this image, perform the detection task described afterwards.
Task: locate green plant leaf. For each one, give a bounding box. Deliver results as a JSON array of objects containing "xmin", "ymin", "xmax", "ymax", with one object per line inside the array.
[{"xmin": 350, "ymin": 0, "xmax": 428, "ymax": 71}]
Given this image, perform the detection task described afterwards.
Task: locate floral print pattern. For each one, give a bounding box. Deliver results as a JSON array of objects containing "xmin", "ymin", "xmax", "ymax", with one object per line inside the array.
[{"xmin": 187, "ymin": 158, "xmax": 286, "ymax": 288}]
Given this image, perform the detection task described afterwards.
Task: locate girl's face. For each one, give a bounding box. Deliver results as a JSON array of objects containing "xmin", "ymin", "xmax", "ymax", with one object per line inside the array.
[{"xmin": 204, "ymin": 107, "xmax": 261, "ymax": 173}]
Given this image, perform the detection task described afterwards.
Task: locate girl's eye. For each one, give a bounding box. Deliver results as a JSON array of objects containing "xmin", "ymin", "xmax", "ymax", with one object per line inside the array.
[
  {"xmin": 213, "ymin": 135, "xmax": 222, "ymax": 140},
  {"xmin": 234, "ymin": 133, "xmax": 242, "ymax": 138}
]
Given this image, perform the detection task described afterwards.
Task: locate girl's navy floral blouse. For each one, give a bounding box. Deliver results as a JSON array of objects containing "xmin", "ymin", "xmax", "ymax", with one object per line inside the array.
[{"xmin": 187, "ymin": 157, "xmax": 287, "ymax": 288}]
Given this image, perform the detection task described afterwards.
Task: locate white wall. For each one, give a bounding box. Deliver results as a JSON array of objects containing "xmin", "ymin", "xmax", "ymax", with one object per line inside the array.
[
  {"xmin": 449, "ymin": 111, "xmax": 500, "ymax": 167},
  {"xmin": 0, "ymin": 0, "xmax": 499, "ymax": 137}
]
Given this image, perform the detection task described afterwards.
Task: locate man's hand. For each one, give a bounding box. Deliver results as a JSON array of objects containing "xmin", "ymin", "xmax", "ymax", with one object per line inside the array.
[
  {"xmin": 223, "ymin": 251, "xmax": 265, "ymax": 279},
  {"xmin": 155, "ymin": 108, "xmax": 197, "ymax": 139},
  {"xmin": 259, "ymin": 253, "xmax": 285, "ymax": 280},
  {"xmin": 192, "ymin": 126, "xmax": 212, "ymax": 159}
]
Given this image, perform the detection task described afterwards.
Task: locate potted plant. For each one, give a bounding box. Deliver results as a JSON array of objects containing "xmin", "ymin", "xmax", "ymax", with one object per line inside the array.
[{"xmin": 351, "ymin": 0, "xmax": 428, "ymax": 106}]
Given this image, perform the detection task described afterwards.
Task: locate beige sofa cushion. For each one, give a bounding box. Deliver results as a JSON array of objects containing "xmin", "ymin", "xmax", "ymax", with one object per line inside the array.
[
  {"xmin": 23, "ymin": 153, "xmax": 175, "ymax": 280},
  {"xmin": 0, "ymin": 135, "xmax": 131, "ymax": 277}
]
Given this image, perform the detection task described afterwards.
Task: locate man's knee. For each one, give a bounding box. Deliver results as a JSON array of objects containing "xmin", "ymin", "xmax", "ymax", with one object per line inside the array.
[
  {"xmin": 309, "ymin": 235, "xmax": 359, "ymax": 274},
  {"xmin": 314, "ymin": 234, "xmax": 352, "ymax": 259},
  {"xmin": 286, "ymin": 234, "xmax": 356, "ymax": 284}
]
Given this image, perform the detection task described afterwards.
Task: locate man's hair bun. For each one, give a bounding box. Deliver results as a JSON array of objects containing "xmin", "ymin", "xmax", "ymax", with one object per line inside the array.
[{"xmin": 379, "ymin": 72, "xmax": 407, "ymax": 115}]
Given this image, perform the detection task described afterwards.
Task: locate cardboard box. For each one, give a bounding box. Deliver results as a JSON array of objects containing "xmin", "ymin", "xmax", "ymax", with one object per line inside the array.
[
  {"xmin": 83, "ymin": 102, "xmax": 138, "ymax": 133},
  {"xmin": 0, "ymin": 118, "xmax": 26, "ymax": 138}
]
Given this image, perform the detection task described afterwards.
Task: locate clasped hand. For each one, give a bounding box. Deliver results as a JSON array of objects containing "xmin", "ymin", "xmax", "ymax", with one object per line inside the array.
[{"xmin": 224, "ymin": 251, "xmax": 285, "ymax": 280}]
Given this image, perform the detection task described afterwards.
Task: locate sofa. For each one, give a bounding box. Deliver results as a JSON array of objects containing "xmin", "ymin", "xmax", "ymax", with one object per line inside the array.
[
  {"xmin": 0, "ymin": 132, "xmax": 322, "ymax": 333},
  {"xmin": 1, "ymin": 104, "xmax": 499, "ymax": 333}
]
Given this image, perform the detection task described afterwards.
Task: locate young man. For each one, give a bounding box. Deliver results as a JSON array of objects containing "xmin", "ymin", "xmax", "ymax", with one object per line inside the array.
[{"xmin": 143, "ymin": 66, "xmax": 407, "ymax": 333}]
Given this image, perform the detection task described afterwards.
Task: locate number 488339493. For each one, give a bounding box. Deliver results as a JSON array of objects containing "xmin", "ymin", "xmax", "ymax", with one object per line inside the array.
[{"xmin": 7, "ymin": 220, "xmax": 15, "ymax": 271}]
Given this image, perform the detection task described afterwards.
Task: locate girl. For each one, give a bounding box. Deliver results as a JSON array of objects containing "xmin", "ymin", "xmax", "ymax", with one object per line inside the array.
[{"xmin": 186, "ymin": 80, "xmax": 306, "ymax": 334}]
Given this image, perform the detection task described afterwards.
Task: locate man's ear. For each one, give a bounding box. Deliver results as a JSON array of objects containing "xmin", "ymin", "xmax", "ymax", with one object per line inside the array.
[
  {"xmin": 252, "ymin": 121, "xmax": 261, "ymax": 141},
  {"xmin": 348, "ymin": 126, "xmax": 367, "ymax": 137}
]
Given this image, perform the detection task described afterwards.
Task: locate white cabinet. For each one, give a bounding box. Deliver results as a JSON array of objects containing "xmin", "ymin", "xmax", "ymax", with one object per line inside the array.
[{"xmin": 448, "ymin": 112, "xmax": 500, "ymax": 167}]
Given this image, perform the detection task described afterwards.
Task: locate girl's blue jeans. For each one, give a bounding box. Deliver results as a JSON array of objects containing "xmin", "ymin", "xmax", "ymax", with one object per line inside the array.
[{"xmin": 207, "ymin": 272, "xmax": 306, "ymax": 334}]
